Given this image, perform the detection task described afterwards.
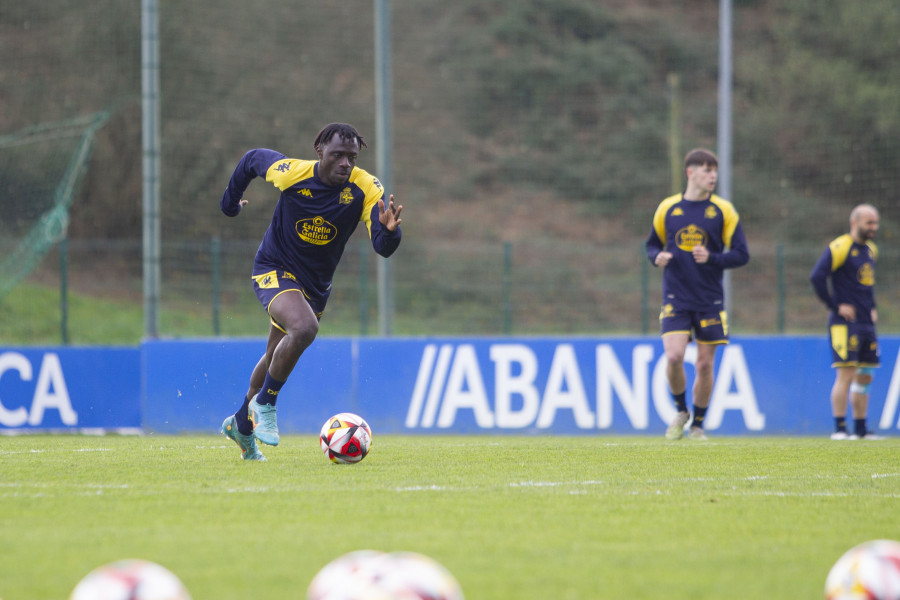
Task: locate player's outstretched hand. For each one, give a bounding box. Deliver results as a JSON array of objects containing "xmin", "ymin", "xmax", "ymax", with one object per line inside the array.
[{"xmin": 378, "ymin": 194, "xmax": 403, "ymax": 231}]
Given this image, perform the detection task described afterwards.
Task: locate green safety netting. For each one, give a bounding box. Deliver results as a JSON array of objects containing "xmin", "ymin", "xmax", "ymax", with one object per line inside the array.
[{"xmin": 0, "ymin": 111, "xmax": 109, "ymax": 298}]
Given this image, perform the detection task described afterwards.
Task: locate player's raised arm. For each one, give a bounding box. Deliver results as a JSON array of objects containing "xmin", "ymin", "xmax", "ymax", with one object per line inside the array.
[{"xmin": 220, "ymin": 148, "xmax": 286, "ymax": 216}]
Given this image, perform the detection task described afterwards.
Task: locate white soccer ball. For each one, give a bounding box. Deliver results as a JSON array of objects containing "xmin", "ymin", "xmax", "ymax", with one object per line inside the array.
[
  {"xmin": 306, "ymin": 550, "xmax": 389, "ymax": 600},
  {"xmin": 371, "ymin": 551, "xmax": 466, "ymax": 600},
  {"xmin": 320, "ymin": 412, "xmax": 372, "ymax": 464},
  {"xmin": 307, "ymin": 550, "xmax": 464, "ymax": 600},
  {"xmin": 70, "ymin": 559, "xmax": 191, "ymax": 600},
  {"xmin": 825, "ymin": 539, "xmax": 900, "ymax": 600}
]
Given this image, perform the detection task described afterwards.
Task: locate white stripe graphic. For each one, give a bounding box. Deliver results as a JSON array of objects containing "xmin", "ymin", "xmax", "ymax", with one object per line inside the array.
[
  {"xmin": 421, "ymin": 345, "xmax": 454, "ymax": 428},
  {"xmin": 406, "ymin": 344, "xmax": 437, "ymax": 427},
  {"xmin": 879, "ymin": 350, "xmax": 900, "ymax": 429}
]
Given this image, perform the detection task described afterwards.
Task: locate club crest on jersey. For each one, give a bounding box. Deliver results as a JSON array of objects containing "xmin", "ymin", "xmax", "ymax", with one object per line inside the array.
[
  {"xmin": 675, "ymin": 224, "xmax": 707, "ymax": 252},
  {"xmin": 705, "ymin": 206, "xmax": 718, "ymax": 219},
  {"xmin": 339, "ymin": 187, "xmax": 354, "ymax": 204},
  {"xmin": 296, "ymin": 216, "xmax": 337, "ymax": 245}
]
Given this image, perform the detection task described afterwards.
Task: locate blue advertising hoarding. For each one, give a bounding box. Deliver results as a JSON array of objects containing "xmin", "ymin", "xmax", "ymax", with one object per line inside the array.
[
  {"xmin": 0, "ymin": 347, "xmax": 140, "ymax": 432},
  {"xmin": 4, "ymin": 337, "xmax": 900, "ymax": 436}
]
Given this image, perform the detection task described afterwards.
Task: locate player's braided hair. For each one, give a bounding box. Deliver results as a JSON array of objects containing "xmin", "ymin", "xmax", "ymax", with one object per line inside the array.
[{"xmin": 313, "ymin": 123, "xmax": 367, "ymax": 151}]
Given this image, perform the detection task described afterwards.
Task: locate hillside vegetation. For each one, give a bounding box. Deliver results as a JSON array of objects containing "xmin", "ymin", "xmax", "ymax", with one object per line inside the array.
[
  {"xmin": 2, "ymin": 0, "xmax": 899, "ymax": 340},
  {"xmin": 3, "ymin": 0, "xmax": 898, "ymax": 240}
]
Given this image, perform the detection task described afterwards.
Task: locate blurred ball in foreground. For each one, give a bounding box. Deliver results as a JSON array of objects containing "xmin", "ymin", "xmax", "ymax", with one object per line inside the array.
[
  {"xmin": 825, "ymin": 539, "xmax": 900, "ymax": 600},
  {"xmin": 70, "ymin": 559, "xmax": 191, "ymax": 600},
  {"xmin": 308, "ymin": 549, "xmax": 464, "ymax": 600}
]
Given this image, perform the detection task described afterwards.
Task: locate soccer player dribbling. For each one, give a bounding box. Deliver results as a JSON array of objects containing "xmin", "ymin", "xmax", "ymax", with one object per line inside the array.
[
  {"xmin": 810, "ymin": 204, "xmax": 883, "ymax": 440},
  {"xmin": 219, "ymin": 123, "xmax": 403, "ymax": 460},
  {"xmin": 645, "ymin": 148, "xmax": 750, "ymax": 440}
]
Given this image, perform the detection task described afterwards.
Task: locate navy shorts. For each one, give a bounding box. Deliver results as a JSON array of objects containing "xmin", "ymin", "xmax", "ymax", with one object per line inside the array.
[
  {"xmin": 659, "ymin": 304, "xmax": 728, "ymax": 344},
  {"xmin": 828, "ymin": 320, "xmax": 879, "ymax": 368},
  {"xmin": 252, "ymin": 269, "xmax": 324, "ymax": 332}
]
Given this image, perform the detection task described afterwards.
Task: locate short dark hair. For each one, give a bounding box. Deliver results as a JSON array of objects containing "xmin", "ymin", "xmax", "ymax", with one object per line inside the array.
[
  {"xmin": 313, "ymin": 123, "xmax": 367, "ymax": 151},
  {"xmin": 684, "ymin": 148, "xmax": 718, "ymax": 170}
]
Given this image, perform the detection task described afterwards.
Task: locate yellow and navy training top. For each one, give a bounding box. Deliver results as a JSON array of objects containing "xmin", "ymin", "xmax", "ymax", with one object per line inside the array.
[
  {"xmin": 809, "ymin": 233, "xmax": 877, "ymax": 323},
  {"xmin": 220, "ymin": 148, "xmax": 401, "ymax": 306},
  {"xmin": 645, "ymin": 193, "xmax": 749, "ymax": 311}
]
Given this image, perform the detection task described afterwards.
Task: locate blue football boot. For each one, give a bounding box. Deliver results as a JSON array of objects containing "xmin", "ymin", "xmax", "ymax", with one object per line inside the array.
[
  {"xmin": 249, "ymin": 395, "xmax": 280, "ymax": 446},
  {"xmin": 221, "ymin": 415, "xmax": 266, "ymax": 461}
]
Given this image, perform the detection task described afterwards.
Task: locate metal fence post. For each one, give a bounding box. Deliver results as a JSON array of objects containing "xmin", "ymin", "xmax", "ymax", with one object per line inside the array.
[
  {"xmin": 777, "ymin": 243, "xmax": 785, "ymax": 333},
  {"xmin": 641, "ymin": 245, "xmax": 649, "ymax": 335},
  {"xmin": 211, "ymin": 236, "xmax": 221, "ymax": 336},
  {"xmin": 60, "ymin": 237, "xmax": 69, "ymax": 345},
  {"xmin": 502, "ymin": 241, "xmax": 512, "ymax": 334},
  {"xmin": 360, "ymin": 241, "xmax": 369, "ymax": 336}
]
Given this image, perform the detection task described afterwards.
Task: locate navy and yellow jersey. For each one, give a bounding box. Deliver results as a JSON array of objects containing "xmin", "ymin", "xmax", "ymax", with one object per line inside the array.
[
  {"xmin": 645, "ymin": 193, "xmax": 749, "ymax": 311},
  {"xmin": 220, "ymin": 148, "xmax": 401, "ymax": 307},
  {"xmin": 810, "ymin": 234, "xmax": 877, "ymax": 323}
]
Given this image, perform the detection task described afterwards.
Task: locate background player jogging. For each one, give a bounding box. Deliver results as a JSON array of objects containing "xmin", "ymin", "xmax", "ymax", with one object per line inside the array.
[
  {"xmin": 218, "ymin": 123, "xmax": 403, "ymax": 461},
  {"xmin": 645, "ymin": 148, "xmax": 749, "ymax": 440}
]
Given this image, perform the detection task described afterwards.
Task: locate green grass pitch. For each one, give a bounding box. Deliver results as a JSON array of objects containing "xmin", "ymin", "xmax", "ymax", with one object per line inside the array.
[{"xmin": 1, "ymin": 434, "xmax": 898, "ymax": 599}]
